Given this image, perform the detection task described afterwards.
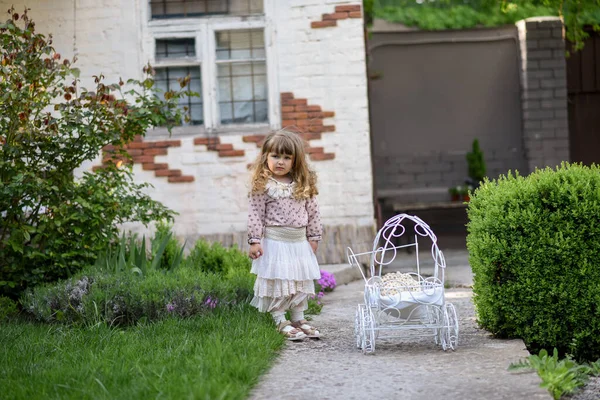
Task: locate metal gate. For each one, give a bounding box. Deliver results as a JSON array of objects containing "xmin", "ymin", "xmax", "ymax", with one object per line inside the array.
[{"xmin": 567, "ymin": 28, "xmax": 600, "ymax": 165}]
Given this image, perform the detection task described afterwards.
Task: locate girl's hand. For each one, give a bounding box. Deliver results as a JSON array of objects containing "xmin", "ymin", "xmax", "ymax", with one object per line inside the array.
[
  {"xmin": 249, "ymin": 243, "xmax": 263, "ymax": 260},
  {"xmin": 309, "ymin": 241, "xmax": 318, "ymax": 254}
]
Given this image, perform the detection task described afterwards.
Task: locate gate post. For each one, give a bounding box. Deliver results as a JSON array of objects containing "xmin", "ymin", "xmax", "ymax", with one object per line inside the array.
[{"xmin": 516, "ymin": 17, "xmax": 570, "ymax": 172}]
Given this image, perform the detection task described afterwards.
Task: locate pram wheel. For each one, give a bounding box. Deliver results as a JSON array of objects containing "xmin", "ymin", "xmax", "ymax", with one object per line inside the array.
[
  {"xmin": 445, "ymin": 302, "xmax": 459, "ymax": 350},
  {"xmin": 440, "ymin": 302, "xmax": 459, "ymax": 351},
  {"xmin": 361, "ymin": 306, "xmax": 376, "ymax": 354},
  {"xmin": 355, "ymin": 304, "xmax": 365, "ymax": 349}
]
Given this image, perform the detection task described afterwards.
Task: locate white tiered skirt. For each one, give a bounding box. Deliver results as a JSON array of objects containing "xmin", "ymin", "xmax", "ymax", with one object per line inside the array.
[{"xmin": 250, "ymin": 226, "xmax": 321, "ymax": 313}]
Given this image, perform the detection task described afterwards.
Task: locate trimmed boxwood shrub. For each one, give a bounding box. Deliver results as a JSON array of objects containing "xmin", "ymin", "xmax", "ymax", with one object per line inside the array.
[{"xmin": 467, "ymin": 162, "xmax": 600, "ymax": 362}]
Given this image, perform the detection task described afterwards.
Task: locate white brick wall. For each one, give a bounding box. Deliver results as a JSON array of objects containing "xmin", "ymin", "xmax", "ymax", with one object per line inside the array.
[{"xmin": 3, "ymin": 0, "xmax": 375, "ymax": 246}]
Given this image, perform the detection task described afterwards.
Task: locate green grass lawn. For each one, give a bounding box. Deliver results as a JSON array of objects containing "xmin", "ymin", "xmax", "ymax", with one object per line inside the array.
[{"xmin": 0, "ymin": 305, "xmax": 284, "ymax": 400}]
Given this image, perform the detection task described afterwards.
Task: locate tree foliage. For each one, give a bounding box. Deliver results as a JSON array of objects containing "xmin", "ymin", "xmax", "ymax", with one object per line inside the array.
[
  {"xmin": 0, "ymin": 8, "xmax": 190, "ymax": 298},
  {"xmin": 371, "ymin": 0, "xmax": 600, "ymax": 50}
]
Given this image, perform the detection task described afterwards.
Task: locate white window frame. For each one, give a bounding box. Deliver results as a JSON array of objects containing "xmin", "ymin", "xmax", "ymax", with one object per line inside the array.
[{"xmin": 141, "ymin": 0, "xmax": 280, "ymax": 137}]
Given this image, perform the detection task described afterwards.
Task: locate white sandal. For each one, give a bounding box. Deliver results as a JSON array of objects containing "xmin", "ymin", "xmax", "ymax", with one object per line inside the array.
[
  {"xmin": 292, "ymin": 320, "xmax": 321, "ymax": 338},
  {"xmin": 278, "ymin": 321, "xmax": 307, "ymax": 341}
]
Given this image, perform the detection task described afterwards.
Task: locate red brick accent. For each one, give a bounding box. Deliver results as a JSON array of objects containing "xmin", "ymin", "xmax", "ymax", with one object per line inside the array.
[
  {"xmin": 127, "ymin": 142, "xmax": 152, "ymax": 149},
  {"xmin": 219, "ymin": 150, "xmax": 245, "ymax": 157},
  {"xmin": 96, "ymin": 137, "xmax": 195, "ymax": 183},
  {"xmin": 336, "ymin": 5, "xmax": 362, "ymax": 12},
  {"xmin": 153, "ymin": 140, "xmax": 182, "ymax": 148},
  {"xmin": 132, "ymin": 155, "xmax": 155, "ymax": 164},
  {"xmin": 193, "ymin": 136, "xmax": 246, "ymax": 158},
  {"xmin": 241, "ymin": 93, "xmax": 336, "ymax": 161},
  {"xmin": 127, "ymin": 149, "xmax": 143, "ymax": 156},
  {"xmin": 242, "ymin": 135, "xmax": 265, "ymax": 143},
  {"xmin": 142, "ymin": 163, "xmax": 168, "ymax": 171},
  {"xmin": 194, "ymin": 137, "xmax": 220, "ymax": 146},
  {"xmin": 208, "ymin": 143, "xmax": 234, "ymax": 151},
  {"xmin": 169, "ymin": 175, "xmax": 194, "ymax": 183},
  {"xmin": 300, "ymin": 132, "xmax": 322, "ymax": 141},
  {"xmin": 311, "ymin": 4, "xmax": 362, "ymax": 28},
  {"xmin": 155, "ymin": 169, "xmax": 182, "ymax": 177},
  {"xmin": 311, "ymin": 20, "xmax": 337, "ymax": 29},
  {"xmin": 310, "ymin": 152, "xmax": 335, "ymax": 161},
  {"xmin": 323, "ymin": 12, "xmax": 348, "ymax": 20},
  {"xmin": 143, "ymin": 148, "xmax": 168, "ymax": 156}
]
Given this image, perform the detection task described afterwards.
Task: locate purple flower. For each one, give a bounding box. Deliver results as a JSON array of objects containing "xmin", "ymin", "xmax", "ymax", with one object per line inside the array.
[
  {"xmin": 318, "ymin": 270, "xmax": 337, "ymax": 292},
  {"xmin": 166, "ymin": 302, "xmax": 175, "ymax": 312},
  {"xmin": 204, "ymin": 296, "xmax": 218, "ymax": 309}
]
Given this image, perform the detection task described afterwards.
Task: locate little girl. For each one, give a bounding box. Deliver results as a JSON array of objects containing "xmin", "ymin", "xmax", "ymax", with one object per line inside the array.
[{"xmin": 247, "ymin": 129, "xmax": 322, "ymax": 341}]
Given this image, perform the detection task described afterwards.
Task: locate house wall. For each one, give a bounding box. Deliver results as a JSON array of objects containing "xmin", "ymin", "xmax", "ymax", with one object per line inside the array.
[{"xmin": 3, "ymin": 0, "xmax": 376, "ymax": 263}]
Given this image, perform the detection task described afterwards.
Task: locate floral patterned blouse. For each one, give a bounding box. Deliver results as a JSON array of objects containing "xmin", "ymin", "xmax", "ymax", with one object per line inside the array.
[{"xmin": 247, "ymin": 178, "xmax": 322, "ymax": 244}]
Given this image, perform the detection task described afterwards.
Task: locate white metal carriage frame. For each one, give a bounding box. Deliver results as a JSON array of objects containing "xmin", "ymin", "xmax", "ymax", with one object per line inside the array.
[{"xmin": 347, "ymin": 214, "xmax": 459, "ymax": 354}]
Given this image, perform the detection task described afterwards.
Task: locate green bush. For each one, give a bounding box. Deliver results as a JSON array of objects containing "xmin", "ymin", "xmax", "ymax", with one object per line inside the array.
[
  {"xmin": 185, "ymin": 240, "xmax": 251, "ymax": 277},
  {"xmin": 0, "ymin": 9, "xmax": 190, "ymax": 298},
  {"xmin": 152, "ymin": 222, "xmax": 186, "ymax": 270},
  {"xmin": 21, "ymin": 240, "xmax": 254, "ymax": 326},
  {"xmin": 467, "ymin": 163, "xmax": 600, "ymax": 362},
  {"xmin": 466, "ymin": 138, "xmax": 486, "ymax": 183},
  {"xmin": 0, "ymin": 296, "xmax": 19, "ymax": 321}
]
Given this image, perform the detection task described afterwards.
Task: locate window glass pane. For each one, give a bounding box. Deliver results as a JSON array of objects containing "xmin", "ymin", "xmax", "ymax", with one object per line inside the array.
[
  {"xmin": 156, "ymin": 38, "xmax": 196, "ymax": 60},
  {"xmin": 216, "ymin": 29, "xmax": 265, "ymax": 61},
  {"xmin": 151, "ymin": 0, "xmax": 263, "ymax": 19},
  {"xmin": 219, "ymin": 102, "xmax": 233, "ymax": 124},
  {"xmin": 231, "ymin": 76, "xmax": 253, "ymax": 100},
  {"xmin": 231, "ymin": 63, "xmax": 251, "ymax": 76},
  {"xmin": 218, "ymin": 77, "xmax": 232, "ymax": 102},
  {"xmin": 251, "ymin": 47, "xmax": 266, "ymax": 59},
  {"xmin": 233, "ymin": 102, "xmax": 253, "ymax": 123},
  {"xmin": 229, "ymin": 0, "xmax": 263, "ymax": 14},
  {"xmin": 154, "ymin": 66, "xmax": 203, "ymax": 126},
  {"xmin": 253, "ymin": 74, "xmax": 267, "ymax": 100},
  {"xmin": 254, "ymin": 100, "xmax": 268, "ymax": 122},
  {"xmin": 217, "ymin": 59, "xmax": 268, "ymax": 124},
  {"xmin": 190, "ymin": 103, "xmax": 204, "ymax": 123},
  {"xmin": 251, "ymin": 62, "xmax": 266, "ymax": 75}
]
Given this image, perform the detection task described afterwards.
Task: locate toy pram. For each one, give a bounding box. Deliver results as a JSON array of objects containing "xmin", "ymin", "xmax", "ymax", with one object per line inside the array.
[{"xmin": 347, "ymin": 214, "xmax": 459, "ymax": 354}]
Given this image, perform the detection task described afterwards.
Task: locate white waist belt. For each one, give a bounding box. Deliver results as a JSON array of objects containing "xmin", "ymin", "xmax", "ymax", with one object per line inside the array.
[{"xmin": 264, "ymin": 226, "xmax": 307, "ymax": 242}]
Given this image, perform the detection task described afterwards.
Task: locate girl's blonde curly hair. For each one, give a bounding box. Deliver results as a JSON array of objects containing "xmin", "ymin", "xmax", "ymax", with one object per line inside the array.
[{"xmin": 249, "ymin": 129, "xmax": 318, "ymax": 199}]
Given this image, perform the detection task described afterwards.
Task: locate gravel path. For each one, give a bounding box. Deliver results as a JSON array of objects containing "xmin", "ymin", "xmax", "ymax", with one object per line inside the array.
[
  {"xmin": 249, "ymin": 279, "xmax": 550, "ymax": 400},
  {"xmin": 565, "ymin": 377, "xmax": 600, "ymax": 400}
]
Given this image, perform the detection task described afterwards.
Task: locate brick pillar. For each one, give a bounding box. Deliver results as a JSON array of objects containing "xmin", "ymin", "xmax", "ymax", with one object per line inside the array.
[{"xmin": 517, "ymin": 17, "xmax": 569, "ymax": 173}]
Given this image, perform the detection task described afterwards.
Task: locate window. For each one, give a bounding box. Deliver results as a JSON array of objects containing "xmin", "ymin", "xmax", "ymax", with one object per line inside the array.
[
  {"xmin": 154, "ymin": 39, "xmax": 203, "ymax": 125},
  {"xmin": 150, "ymin": 0, "xmax": 263, "ymax": 19},
  {"xmin": 216, "ymin": 30, "xmax": 267, "ymax": 124},
  {"xmin": 147, "ymin": 1, "xmax": 277, "ymax": 134}
]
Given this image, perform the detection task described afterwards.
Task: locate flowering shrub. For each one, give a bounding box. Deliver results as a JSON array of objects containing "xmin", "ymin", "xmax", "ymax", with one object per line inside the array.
[
  {"xmin": 306, "ymin": 270, "xmax": 337, "ymax": 316},
  {"xmin": 318, "ymin": 270, "xmax": 337, "ymax": 293},
  {"xmin": 21, "ymin": 238, "xmax": 254, "ymax": 326},
  {"xmin": 0, "ymin": 8, "xmax": 187, "ymax": 298}
]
